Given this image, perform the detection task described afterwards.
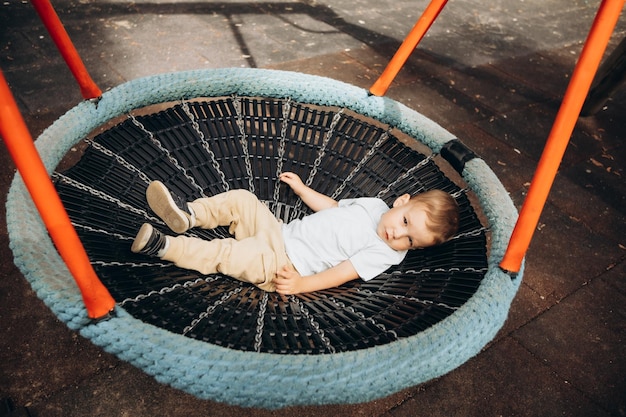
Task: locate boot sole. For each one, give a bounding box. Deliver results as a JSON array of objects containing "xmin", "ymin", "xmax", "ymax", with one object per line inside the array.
[
  {"xmin": 131, "ymin": 223, "xmax": 154, "ymax": 253},
  {"xmin": 146, "ymin": 181, "xmax": 189, "ymax": 234}
]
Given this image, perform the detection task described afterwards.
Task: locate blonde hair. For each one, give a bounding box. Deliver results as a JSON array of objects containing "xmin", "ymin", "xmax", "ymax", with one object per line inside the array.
[{"xmin": 410, "ymin": 190, "xmax": 459, "ymax": 245}]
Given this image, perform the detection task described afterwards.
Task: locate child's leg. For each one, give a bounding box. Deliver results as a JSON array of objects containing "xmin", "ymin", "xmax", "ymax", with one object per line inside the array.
[
  {"xmin": 163, "ymin": 234, "xmax": 287, "ymax": 292},
  {"xmin": 189, "ymin": 189, "xmax": 277, "ymax": 239}
]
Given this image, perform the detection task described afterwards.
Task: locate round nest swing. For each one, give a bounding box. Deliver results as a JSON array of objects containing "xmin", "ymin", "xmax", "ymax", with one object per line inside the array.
[{"xmin": 6, "ymin": 68, "xmax": 521, "ymax": 408}]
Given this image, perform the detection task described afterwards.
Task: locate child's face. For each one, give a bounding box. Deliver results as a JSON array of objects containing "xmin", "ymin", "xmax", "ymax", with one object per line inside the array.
[{"xmin": 376, "ymin": 194, "xmax": 437, "ymax": 251}]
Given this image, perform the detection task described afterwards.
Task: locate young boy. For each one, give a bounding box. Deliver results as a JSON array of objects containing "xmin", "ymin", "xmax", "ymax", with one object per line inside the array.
[{"xmin": 131, "ymin": 172, "xmax": 459, "ymax": 295}]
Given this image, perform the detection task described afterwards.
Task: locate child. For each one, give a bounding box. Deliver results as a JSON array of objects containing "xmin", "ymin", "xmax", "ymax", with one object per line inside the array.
[{"xmin": 131, "ymin": 172, "xmax": 459, "ymax": 295}]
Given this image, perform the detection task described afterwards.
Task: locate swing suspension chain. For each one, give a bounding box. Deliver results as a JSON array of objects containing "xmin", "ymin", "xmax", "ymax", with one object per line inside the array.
[
  {"xmin": 329, "ymin": 296, "xmax": 393, "ymax": 341},
  {"xmin": 353, "ymin": 286, "xmax": 463, "ymax": 313},
  {"xmin": 180, "ymin": 100, "xmax": 229, "ymax": 193},
  {"xmin": 290, "ymin": 296, "xmax": 336, "ymax": 354},
  {"xmin": 292, "ymin": 109, "xmax": 345, "ymax": 214},
  {"xmin": 183, "ymin": 286, "xmax": 244, "ymax": 336},
  {"xmin": 386, "ymin": 265, "xmax": 488, "ymax": 276},
  {"xmin": 272, "ymin": 98, "xmax": 292, "ymax": 208},
  {"xmin": 450, "ymin": 226, "xmax": 488, "ymax": 240},
  {"xmin": 306, "ymin": 108, "xmax": 344, "ymax": 187},
  {"xmin": 376, "ymin": 153, "xmax": 436, "ymax": 199},
  {"xmin": 129, "ymin": 113, "xmax": 205, "ymax": 195},
  {"xmin": 119, "ymin": 277, "xmax": 220, "ymax": 306},
  {"xmin": 54, "ymin": 172, "xmax": 209, "ymax": 241},
  {"xmin": 232, "ymin": 95, "xmax": 256, "ymax": 193},
  {"xmin": 443, "ymin": 188, "xmax": 490, "ymax": 242},
  {"xmin": 91, "ymin": 259, "xmax": 172, "ymax": 269},
  {"xmin": 451, "ymin": 187, "xmax": 469, "ymax": 199},
  {"xmin": 85, "ymin": 138, "xmax": 152, "ymax": 185},
  {"xmin": 389, "ymin": 292, "xmax": 460, "ymax": 311},
  {"xmin": 330, "ymin": 128, "xmax": 391, "ymax": 200},
  {"xmin": 71, "ymin": 222, "xmax": 132, "ymax": 241},
  {"xmin": 253, "ymin": 292, "xmax": 269, "ymax": 352},
  {"xmin": 53, "ymin": 173, "xmax": 159, "ymax": 221}
]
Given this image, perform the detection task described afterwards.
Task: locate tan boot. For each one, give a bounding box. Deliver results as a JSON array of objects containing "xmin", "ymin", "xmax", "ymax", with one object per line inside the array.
[{"xmin": 146, "ymin": 181, "xmax": 196, "ymax": 234}]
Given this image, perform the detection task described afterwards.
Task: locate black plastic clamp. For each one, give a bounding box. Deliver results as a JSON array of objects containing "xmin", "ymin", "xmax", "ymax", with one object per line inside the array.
[{"xmin": 440, "ymin": 139, "xmax": 478, "ymax": 174}]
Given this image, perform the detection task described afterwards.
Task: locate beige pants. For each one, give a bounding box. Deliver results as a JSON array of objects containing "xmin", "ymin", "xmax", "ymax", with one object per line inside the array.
[{"xmin": 161, "ymin": 189, "xmax": 290, "ymax": 292}]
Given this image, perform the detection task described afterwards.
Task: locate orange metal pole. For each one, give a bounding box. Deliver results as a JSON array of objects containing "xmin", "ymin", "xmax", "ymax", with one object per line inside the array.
[
  {"xmin": 369, "ymin": 0, "xmax": 449, "ymax": 96},
  {"xmin": 30, "ymin": 0, "xmax": 102, "ymax": 100},
  {"xmin": 0, "ymin": 70, "xmax": 115, "ymax": 318},
  {"xmin": 500, "ymin": 0, "xmax": 625, "ymax": 273}
]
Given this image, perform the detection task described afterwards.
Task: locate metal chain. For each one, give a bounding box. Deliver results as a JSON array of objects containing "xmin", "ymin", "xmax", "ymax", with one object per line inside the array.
[
  {"xmin": 180, "ymin": 100, "xmax": 229, "ymax": 193},
  {"xmin": 53, "ymin": 173, "xmax": 159, "ymax": 221},
  {"xmin": 119, "ymin": 277, "xmax": 218, "ymax": 306},
  {"xmin": 91, "ymin": 260, "xmax": 172, "ymax": 269},
  {"xmin": 330, "ymin": 128, "xmax": 390, "ymax": 200},
  {"xmin": 356, "ymin": 286, "xmax": 461, "ymax": 311},
  {"xmin": 376, "ymin": 153, "xmax": 435, "ymax": 199},
  {"xmin": 253, "ymin": 291, "xmax": 269, "ymax": 352},
  {"xmin": 232, "ymin": 95, "xmax": 256, "ymax": 193},
  {"xmin": 305, "ymin": 108, "xmax": 344, "ymax": 187},
  {"xmin": 389, "ymin": 294, "xmax": 460, "ymax": 311},
  {"xmin": 182, "ymin": 286, "xmax": 244, "ymax": 336},
  {"xmin": 451, "ymin": 187, "xmax": 469, "ymax": 199},
  {"xmin": 129, "ymin": 113, "xmax": 204, "ymax": 195},
  {"xmin": 85, "ymin": 138, "xmax": 152, "ymax": 185},
  {"xmin": 272, "ymin": 98, "xmax": 292, "ymax": 207},
  {"xmin": 328, "ymin": 296, "xmax": 395, "ymax": 344},
  {"xmin": 58, "ymin": 173, "xmax": 210, "ymax": 240},
  {"xmin": 290, "ymin": 296, "xmax": 336, "ymax": 354},
  {"xmin": 449, "ymin": 226, "xmax": 489, "ymax": 240},
  {"xmin": 71, "ymin": 222, "xmax": 132, "ymax": 241},
  {"xmin": 384, "ymin": 265, "xmax": 488, "ymax": 276},
  {"xmin": 291, "ymin": 109, "xmax": 344, "ymax": 214}
]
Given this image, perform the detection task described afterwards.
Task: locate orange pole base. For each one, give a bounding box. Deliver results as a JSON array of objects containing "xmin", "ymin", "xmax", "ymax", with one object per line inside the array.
[
  {"xmin": 30, "ymin": 0, "xmax": 102, "ymax": 100},
  {"xmin": 499, "ymin": 0, "xmax": 625, "ymax": 273},
  {"xmin": 0, "ymin": 70, "xmax": 114, "ymax": 318},
  {"xmin": 369, "ymin": 0, "xmax": 449, "ymax": 96}
]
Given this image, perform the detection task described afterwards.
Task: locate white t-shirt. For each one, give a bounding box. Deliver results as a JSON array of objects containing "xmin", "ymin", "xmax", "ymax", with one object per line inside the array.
[{"xmin": 281, "ymin": 198, "xmax": 407, "ymax": 280}]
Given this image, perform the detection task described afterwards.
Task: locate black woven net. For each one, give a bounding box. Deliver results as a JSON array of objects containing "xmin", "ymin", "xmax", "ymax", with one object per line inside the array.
[{"xmin": 53, "ymin": 96, "xmax": 487, "ymax": 354}]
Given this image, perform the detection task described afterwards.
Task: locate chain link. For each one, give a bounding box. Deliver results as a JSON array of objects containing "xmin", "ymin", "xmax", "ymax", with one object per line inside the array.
[
  {"xmin": 253, "ymin": 292, "xmax": 269, "ymax": 352},
  {"xmin": 85, "ymin": 138, "xmax": 152, "ymax": 185},
  {"xmin": 289, "ymin": 296, "xmax": 335, "ymax": 354},
  {"xmin": 330, "ymin": 129, "xmax": 390, "ymax": 200},
  {"xmin": 383, "ymin": 265, "xmax": 488, "ymax": 276},
  {"xmin": 291, "ymin": 109, "xmax": 344, "ymax": 214},
  {"xmin": 305, "ymin": 109, "xmax": 344, "ymax": 187},
  {"xmin": 376, "ymin": 153, "xmax": 435, "ymax": 199},
  {"xmin": 92, "ymin": 260, "xmax": 172, "ymax": 269},
  {"xmin": 450, "ymin": 226, "xmax": 489, "ymax": 240},
  {"xmin": 119, "ymin": 277, "xmax": 218, "ymax": 306},
  {"xmin": 232, "ymin": 96, "xmax": 256, "ymax": 193},
  {"xmin": 53, "ymin": 173, "xmax": 159, "ymax": 221},
  {"xmin": 272, "ymin": 98, "xmax": 292, "ymax": 207},
  {"xmin": 130, "ymin": 113, "xmax": 204, "ymax": 195},
  {"xmin": 388, "ymin": 293, "xmax": 461, "ymax": 311},
  {"xmin": 180, "ymin": 100, "xmax": 229, "ymax": 193},
  {"xmin": 182, "ymin": 286, "xmax": 244, "ymax": 335},
  {"xmin": 71, "ymin": 222, "xmax": 133, "ymax": 241},
  {"xmin": 451, "ymin": 187, "xmax": 469, "ymax": 199}
]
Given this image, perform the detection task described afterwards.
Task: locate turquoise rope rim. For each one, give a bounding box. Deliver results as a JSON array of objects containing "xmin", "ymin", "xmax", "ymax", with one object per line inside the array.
[{"xmin": 6, "ymin": 68, "xmax": 522, "ymax": 408}]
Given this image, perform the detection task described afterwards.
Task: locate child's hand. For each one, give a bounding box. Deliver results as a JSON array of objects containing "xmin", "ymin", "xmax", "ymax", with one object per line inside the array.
[
  {"xmin": 275, "ymin": 264, "xmax": 304, "ymax": 295},
  {"xmin": 279, "ymin": 172, "xmax": 306, "ymax": 195},
  {"xmin": 280, "ymin": 171, "xmax": 338, "ymax": 212}
]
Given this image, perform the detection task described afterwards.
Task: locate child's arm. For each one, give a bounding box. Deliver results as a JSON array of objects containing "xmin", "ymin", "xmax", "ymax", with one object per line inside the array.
[
  {"xmin": 279, "ymin": 172, "xmax": 337, "ymax": 212},
  {"xmin": 274, "ymin": 261, "xmax": 359, "ymax": 295}
]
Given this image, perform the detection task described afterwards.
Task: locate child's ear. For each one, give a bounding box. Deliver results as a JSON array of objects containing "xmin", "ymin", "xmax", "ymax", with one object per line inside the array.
[{"xmin": 392, "ymin": 193, "xmax": 411, "ymax": 207}]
